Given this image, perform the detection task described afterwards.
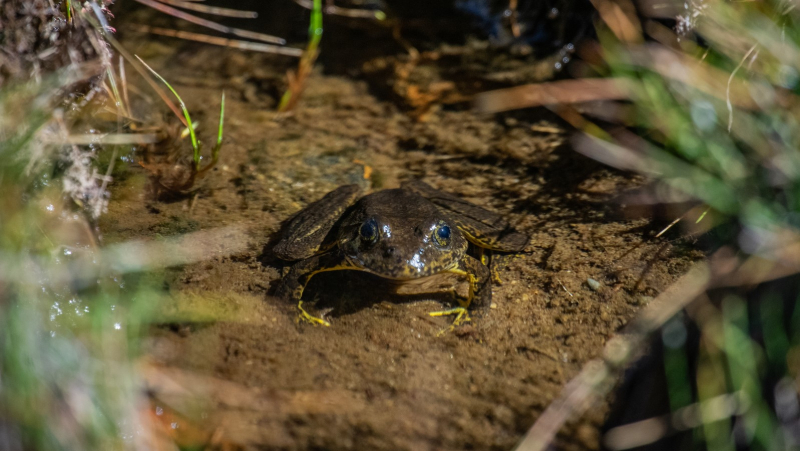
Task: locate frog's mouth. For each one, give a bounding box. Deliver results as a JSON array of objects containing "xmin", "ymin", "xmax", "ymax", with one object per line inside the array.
[{"xmin": 343, "ymin": 254, "xmax": 462, "ymax": 281}]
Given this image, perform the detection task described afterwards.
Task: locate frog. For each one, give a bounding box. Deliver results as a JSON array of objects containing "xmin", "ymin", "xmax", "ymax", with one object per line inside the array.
[{"xmin": 273, "ymin": 180, "xmax": 529, "ymax": 327}]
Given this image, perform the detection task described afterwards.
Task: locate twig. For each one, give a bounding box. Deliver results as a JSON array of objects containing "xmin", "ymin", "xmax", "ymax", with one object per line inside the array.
[
  {"xmin": 128, "ymin": 25, "xmax": 303, "ymax": 57},
  {"xmin": 555, "ymin": 277, "xmax": 573, "ymax": 297},
  {"xmin": 292, "ymin": 0, "xmax": 385, "ymax": 19},
  {"xmin": 474, "ymin": 78, "xmax": 630, "ymax": 114},
  {"xmin": 133, "ymin": 0, "xmax": 286, "ymax": 45},
  {"xmin": 154, "ymin": 0, "xmax": 258, "ymax": 18}
]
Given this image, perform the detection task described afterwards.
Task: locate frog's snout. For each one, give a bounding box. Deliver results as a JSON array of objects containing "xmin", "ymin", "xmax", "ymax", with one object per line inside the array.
[{"xmin": 382, "ymin": 246, "xmax": 405, "ymax": 265}]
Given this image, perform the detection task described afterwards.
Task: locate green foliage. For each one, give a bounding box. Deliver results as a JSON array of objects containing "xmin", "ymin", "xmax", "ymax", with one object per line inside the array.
[
  {"xmin": 598, "ymin": 0, "xmax": 800, "ymax": 244},
  {"xmin": 136, "ymin": 55, "xmax": 201, "ymax": 168},
  {"xmin": 0, "ymin": 55, "xmax": 161, "ymax": 451},
  {"xmin": 596, "ymin": 0, "xmax": 800, "ymax": 449}
]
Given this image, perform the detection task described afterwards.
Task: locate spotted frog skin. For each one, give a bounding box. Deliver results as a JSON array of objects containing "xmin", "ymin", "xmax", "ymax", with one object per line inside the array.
[{"xmin": 274, "ymin": 180, "xmax": 529, "ymax": 325}]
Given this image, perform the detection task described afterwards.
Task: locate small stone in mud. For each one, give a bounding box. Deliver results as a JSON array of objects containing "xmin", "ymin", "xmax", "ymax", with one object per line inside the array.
[
  {"xmin": 490, "ymin": 302, "xmax": 498, "ymax": 309},
  {"xmin": 633, "ymin": 295, "xmax": 654, "ymax": 306},
  {"xmin": 586, "ymin": 278, "xmax": 601, "ymax": 291}
]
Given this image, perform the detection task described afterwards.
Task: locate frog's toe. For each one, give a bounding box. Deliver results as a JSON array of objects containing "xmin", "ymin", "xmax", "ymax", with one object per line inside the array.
[
  {"xmin": 430, "ymin": 306, "xmax": 471, "ymax": 324},
  {"xmin": 296, "ymin": 301, "xmax": 331, "ymax": 326},
  {"xmin": 429, "ymin": 306, "xmax": 471, "ymax": 335}
]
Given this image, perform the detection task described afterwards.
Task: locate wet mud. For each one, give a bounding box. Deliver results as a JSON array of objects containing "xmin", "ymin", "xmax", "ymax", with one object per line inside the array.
[{"xmin": 103, "ymin": 21, "xmax": 702, "ymax": 450}]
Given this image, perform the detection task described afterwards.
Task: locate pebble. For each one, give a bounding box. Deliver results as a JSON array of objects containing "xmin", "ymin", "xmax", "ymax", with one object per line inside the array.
[
  {"xmin": 587, "ymin": 278, "xmax": 601, "ymax": 291},
  {"xmin": 636, "ymin": 295, "xmax": 654, "ymax": 306},
  {"xmin": 490, "ymin": 302, "xmax": 498, "ymax": 309}
]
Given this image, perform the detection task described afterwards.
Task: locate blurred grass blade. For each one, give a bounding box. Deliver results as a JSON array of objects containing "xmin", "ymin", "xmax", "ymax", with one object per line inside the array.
[{"xmin": 134, "ymin": 54, "xmax": 200, "ymax": 168}]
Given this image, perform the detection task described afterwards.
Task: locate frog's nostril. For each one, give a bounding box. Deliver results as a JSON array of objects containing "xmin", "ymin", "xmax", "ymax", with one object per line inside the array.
[{"xmin": 385, "ymin": 247, "xmax": 397, "ymax": 257}]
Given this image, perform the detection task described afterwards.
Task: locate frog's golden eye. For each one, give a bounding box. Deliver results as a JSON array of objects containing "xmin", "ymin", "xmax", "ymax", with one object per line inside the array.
[
  {"xmin": 359, "ymin": 218, "xmax": 379, "ymax": 242},
  {"xmin": 433, "ymin": 223, "xmax": 451, "ymax": 247}
]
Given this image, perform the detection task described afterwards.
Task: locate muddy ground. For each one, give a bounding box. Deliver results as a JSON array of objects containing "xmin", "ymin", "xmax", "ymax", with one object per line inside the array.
[{"xmin": 101, "ymin": 10, "xmax": 702, "ymax": 450}]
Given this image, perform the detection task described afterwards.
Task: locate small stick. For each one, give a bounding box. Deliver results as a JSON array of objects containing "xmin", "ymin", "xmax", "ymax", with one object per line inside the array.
[
  {"xmin": 134, "ymin": 0, "xmax": 286, "ymax": 44},
  {"xmin": 292, "ymin": 0, "xmax": 385, "ymax": 19},
  {"xmin": 154, "ymin": 0, "xmax": 258, "ymax": 18},
  {"xmin": 474, "ymin": 78, "xmax": 630, "ymax": 114},
  {"xmin": 129, "ymin": 25, "xmax": 303, "ymax": 57}
]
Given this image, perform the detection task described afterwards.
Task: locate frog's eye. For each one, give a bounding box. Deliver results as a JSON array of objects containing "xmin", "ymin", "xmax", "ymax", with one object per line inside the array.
[
  {"xmin": 433, "ymin": 223, "xmax": 451, "ymax": 247},
  {"xmin": 359, "ymin": 218, "xmax": 379, "ymax": 242}
]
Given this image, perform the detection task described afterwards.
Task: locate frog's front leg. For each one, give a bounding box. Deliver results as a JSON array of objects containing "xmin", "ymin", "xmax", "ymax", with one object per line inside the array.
[
  {"xmin": 277, "ymin": 252, "xmax": 362, "ymax": 326},
  {"xmin": 429, "ymin": 254, "xmax": 491, "ymax": 327}
]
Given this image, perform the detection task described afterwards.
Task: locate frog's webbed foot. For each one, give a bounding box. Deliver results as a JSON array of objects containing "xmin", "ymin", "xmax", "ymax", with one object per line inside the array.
[
  {"xmin": 277, "ymin": 252, "xmax": 361, "ymax": 326},
  {"xmin": 429, "ymin": 254, "xmax": 490, "ymax": 333}
]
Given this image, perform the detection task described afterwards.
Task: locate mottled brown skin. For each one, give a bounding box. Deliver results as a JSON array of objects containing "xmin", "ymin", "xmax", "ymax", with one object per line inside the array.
[
  {"xmin": 401, "ymin": 180, "xmax": 529, "ymax": 252},
  {"xmin": 274, "ymin": 182, "xmax": 528, "ymax": 318},
  {"xmin": 336, "ymin": 189, "xmax": 469, "ymax": 279}
]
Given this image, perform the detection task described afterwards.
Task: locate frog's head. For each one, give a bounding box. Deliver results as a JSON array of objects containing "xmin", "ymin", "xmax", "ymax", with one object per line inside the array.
[{"xmin": 337, "ymin": 189, "xmax": 467, "ymax": 279}]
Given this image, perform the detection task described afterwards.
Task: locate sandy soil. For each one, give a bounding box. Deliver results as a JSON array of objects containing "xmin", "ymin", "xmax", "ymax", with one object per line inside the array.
[{"xmin": 100, "ymin": 19, "xmax": 702, "ymax": 450}]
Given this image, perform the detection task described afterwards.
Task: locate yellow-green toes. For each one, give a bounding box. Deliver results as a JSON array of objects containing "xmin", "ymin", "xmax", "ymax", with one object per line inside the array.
[{"xmin": 297, "ymin": 301, "xmax": 331, "ymax": 327}]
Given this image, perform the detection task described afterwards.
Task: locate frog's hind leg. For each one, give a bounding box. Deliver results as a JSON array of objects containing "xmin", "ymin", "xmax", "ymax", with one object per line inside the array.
[
  {"xmin": 277, "ymin": 252, "xmax": 363, "ymax": 326},
  {"xmin": 429, "ymin": 255, "xmax": 491, "ymax": 332}
]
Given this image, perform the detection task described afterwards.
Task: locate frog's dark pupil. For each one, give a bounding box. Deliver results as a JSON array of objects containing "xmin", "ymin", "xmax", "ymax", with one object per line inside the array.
[
  {"xmin": 437, "ymin": 225, "xmax": 451, "ymax": 240},
  {"xmin": 360, "ymin": 219, "xmax": 378, "ymax": 240}
]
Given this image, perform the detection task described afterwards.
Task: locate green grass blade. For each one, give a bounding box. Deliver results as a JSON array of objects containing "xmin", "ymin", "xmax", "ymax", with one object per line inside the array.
[
  {"xmin": 134, "ymin": 55, "xmax": 200, "ymax": 169},
  {"xmin": 212, "ymin": 91, "xmax": 225, "ymax": 164}
]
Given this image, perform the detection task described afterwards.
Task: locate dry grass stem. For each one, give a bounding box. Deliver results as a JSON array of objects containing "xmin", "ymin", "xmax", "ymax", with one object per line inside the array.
[
  {"xmin": 292, "ymin": 0, "xmax": 384, "ymax": 19},
  {"xmin": 154, "ymin": 0, "xmax": 258, "ymax": 18},
  {"xmin": 474, "ymin": 78, "xmax": 631, "ymax": 114},
  {"xmin": 134, "ymin": 0, "xmax": 286, "ymax": 44},
  {"xmin": 128, "ymin": 25, "xmax": 303, "ymax": 57}
]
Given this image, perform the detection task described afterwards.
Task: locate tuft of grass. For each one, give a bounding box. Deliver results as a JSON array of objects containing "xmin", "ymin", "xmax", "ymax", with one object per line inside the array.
[
  {"xmin": 135, "ymin": 55, "xmax": 225, "ymax": 174},
  {"xmin": 580, "ymin": 0, "xmax": 800, "ymax": 449},
  {"xmin": 135, "ymin": 55, "xmax": 200, "ymax": 168},
  {"xmin": 582, "ymin": 0, "xmax": 800, "ymax": 248}
]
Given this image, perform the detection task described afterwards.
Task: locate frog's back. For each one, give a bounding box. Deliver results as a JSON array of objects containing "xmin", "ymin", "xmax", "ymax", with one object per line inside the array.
[{"xmin": 353, "ymin": 189, "xmax": 441, "ymax": 222}]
